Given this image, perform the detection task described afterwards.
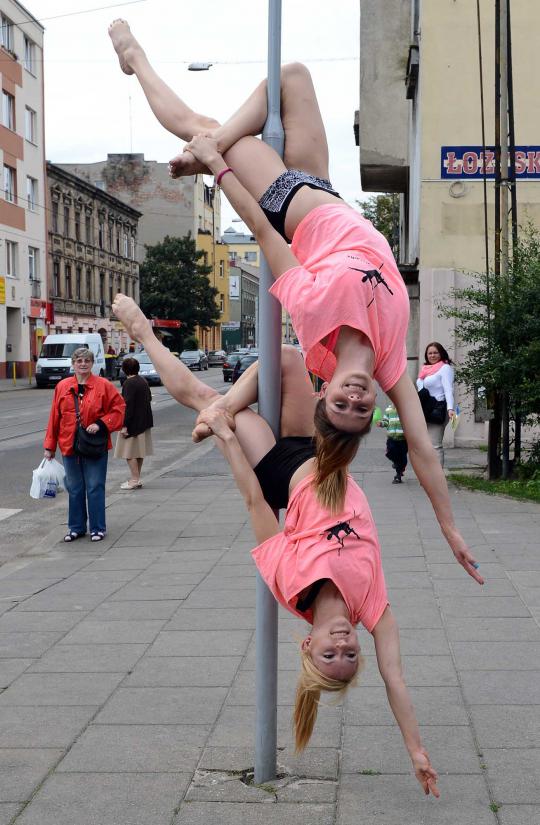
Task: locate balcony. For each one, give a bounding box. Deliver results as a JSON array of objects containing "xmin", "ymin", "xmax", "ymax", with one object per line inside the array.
[{"xmin": 53, "ymin": 297, "xmax": 101, "ymax": 317}]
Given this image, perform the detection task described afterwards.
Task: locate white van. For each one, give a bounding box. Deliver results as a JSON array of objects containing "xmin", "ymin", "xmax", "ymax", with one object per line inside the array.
[{"xmin": 35, "ymin": 333, "xmax": 106, "ymax": 388}]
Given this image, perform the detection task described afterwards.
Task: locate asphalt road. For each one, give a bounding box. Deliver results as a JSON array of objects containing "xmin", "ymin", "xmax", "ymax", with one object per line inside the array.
[{"xmin": 0, "ymin": 369, "xmax": 228, "ymax": 563}]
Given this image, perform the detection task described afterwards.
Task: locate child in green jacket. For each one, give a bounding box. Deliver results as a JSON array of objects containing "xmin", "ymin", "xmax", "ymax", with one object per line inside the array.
[{"xmin": 379, "ymin": 402, "xmax": 408, "ymax": 484}]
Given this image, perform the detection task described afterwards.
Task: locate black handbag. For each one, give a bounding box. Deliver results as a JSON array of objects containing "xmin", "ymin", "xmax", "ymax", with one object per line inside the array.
[
  {"xmin": 72, "ymin": 390, "xmax": 108, "ymax": 459},
  {"xmin": 418, "ymin": 387, "xmax": 447, "ymax": 425}
]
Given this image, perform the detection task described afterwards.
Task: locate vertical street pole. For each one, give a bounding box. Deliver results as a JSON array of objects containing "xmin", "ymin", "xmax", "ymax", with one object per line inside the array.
[{"xmin": 254, "ymin": 0, "xmax": 283, "ymax": 785}]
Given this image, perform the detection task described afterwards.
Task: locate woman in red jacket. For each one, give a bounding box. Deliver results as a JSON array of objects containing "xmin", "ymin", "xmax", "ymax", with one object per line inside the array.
[{"xmin": 43, "ymin": 347, "xmax": 125, "ymax": 542}]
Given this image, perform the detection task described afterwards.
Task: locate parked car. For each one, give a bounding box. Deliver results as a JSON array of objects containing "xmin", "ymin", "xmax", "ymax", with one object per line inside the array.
[
  {"xmin": 207, "ymin": 349, "xmax": 226, "ymax": 367},
  {"xmin": 232, "ymin": 353, "xmax": 259, "ymax": 384},
  {"xmin": 119, "ymin": 352, "xmax": 162, "ymax": 386},
  {"xmin": 222, "ymin": 352, "xmax": 244, "ymax": 382},
  {"xmin": 179, "ymin": 350, "xmax": 209, "ymax": 371}
]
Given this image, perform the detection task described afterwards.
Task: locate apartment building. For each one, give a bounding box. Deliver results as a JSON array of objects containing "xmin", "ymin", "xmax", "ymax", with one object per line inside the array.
[
  {"xmin": 60, "ymin": 156, "xmax": 226, "ymax": 348},
  {"xmin": 46, "ymin": 162, "xmax": 141, "ymax": 353},
  {"xmin": 359, "ymin": 0, "xmax": 540, "ymax": 445},
  {"xmin": 0, "ymin": 0, "xmax": 46, "ymax": 378}
]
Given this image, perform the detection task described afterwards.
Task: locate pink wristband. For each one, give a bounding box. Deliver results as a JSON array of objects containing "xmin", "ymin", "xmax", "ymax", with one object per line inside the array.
[{"xmin": 215, "ymin": 167, "xmax": 233, "ymax": 187}]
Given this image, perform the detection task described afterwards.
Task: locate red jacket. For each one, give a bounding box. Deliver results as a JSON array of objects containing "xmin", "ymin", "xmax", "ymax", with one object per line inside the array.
[{"xmin": 44, "ymin": 374, "xmax": 126, "ymax": 456}]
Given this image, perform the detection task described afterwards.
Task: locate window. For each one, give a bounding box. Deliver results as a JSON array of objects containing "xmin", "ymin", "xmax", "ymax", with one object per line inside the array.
[
  {"xmin": 108, "ymin": 224, "xmax": 113, "ymax": 251},
  {"xmin": 85, "ymin": 214, "xmax": 92, "ymax": 244},
  {"xmin": 116, "ymin": 226, "xmax": 120, "ymax": 254},
  {"xmin": 244, "ymin": 251, "xmax": 257, "ymax": 262},
  {"xmin": 0, "ymin": 14, "xmax": 13, "ymax": 52},
  {"xmin": 65, "ymin": 265, "xmax": 72, "ymax": 299},
  {"xmin": 130, "ymin": 236, "xmax": 135, "ymax": 260},
  {"xmin": 26, "ymin": 177, "xmax": 37, "ymax": 211},
  {"xmin": 6, "ymin": 240, "xmax": 17, "ymax": 277},
  {"xmin": 98, "ymin": 222, "xmax": 104, "ymax": 249},
  {"xmin": 2, "ymin": 91, "xmax": 14, "ymax": 130},
  {"xmin": 25, "ymin": 107, "xmax": 37, "ymax": 143},
  {"xmin": 220, "ymin": 293, "xmax": 224, "ymax": 312},
  {"xmin": 109, "ymin": 274, "xmax": 114, "ymax": 305},
  {"xmin": 99, "ymin": 272, "xmax": 105, "ymax": 302},
  {"xmin": 64, "ymin": 205, "xmax": 70, "ymax": 236},
  {"xmin": 219, "ymin": 260, "xmax": 224, "ymax": 277},
  {"xmin": 86, "ymin": 267, "xmax": 92, "ymax": 301},
  {"xmin": 23, "ymin": 37, "xmax": 36, "ymax": 74},
  {"xmin": 3, "ymin": 165, "xmax": 15, "ymax": 203},
  {"xmin": 28, "ymin": 246, "xmax": 39, "ymax": 279},
  {"xmin": 76, "ymin": 266, "xmax": 82, "ymax": 300},
  {"xmin": 52, "ymin": 201, "xmax": 59, "ymax": 233},
  {"xmin": 123, "ymin": 232, "xmax": 128, "ymax": 257},
  {"xmin": 74, "ymin": 211, "xmax": 81, "ymax": 241},
  {"xmin": 53, "ymin": 261, "xmax": 60, "ymax": 296}
]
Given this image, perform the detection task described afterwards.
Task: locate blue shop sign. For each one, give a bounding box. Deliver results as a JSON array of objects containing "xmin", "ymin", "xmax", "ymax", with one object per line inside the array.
[{"xmin": 441, "ymin": 146, "xmax": 540, "ymax": 179}]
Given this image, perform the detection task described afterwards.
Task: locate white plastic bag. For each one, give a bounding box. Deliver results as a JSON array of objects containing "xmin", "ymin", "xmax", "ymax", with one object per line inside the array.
[
  {"xmin": 30, "ymin": 458, "xmax": 65, "ymax": 500},
  {"xmin": 47, "ymin": 458, "xmax": 66, "ymax": 492}
]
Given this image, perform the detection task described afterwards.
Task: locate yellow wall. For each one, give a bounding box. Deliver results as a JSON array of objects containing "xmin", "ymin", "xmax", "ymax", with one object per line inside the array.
[
  {"xmin": 195, "ymin": 234, "xmax": 229, "ymax": 351},
  {"xmin": 420, "ymin": 0, "xmax": 540, "ymax": 270},
  {"xmin": 226, "ymin": 241, "xmax": 260, "ymax": 267}
]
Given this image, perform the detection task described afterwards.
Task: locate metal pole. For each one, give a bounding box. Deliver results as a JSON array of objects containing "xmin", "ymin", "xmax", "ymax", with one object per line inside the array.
[{"xmin": 254, "ymin": 0, "xmax": 283, "ymax": 785}]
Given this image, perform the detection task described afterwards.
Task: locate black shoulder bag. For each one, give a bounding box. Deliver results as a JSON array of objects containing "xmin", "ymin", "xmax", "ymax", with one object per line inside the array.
[
  {"xmin": 72, "ymin": 389, "xmax": 108, "ymax": 458},
  {"xmin": 418, "ymin": 387, "xmax": 447, "ymax": 425}
]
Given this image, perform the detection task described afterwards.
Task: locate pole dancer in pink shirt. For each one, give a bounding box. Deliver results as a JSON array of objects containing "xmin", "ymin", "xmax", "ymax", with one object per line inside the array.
[{"xmin": 108, "ymin": 20, "xmax": 483, "ymax": 586}]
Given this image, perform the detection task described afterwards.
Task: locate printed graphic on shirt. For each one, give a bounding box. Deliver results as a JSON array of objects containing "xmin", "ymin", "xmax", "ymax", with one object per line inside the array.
[
  {"xmin": 347, "ymin": 257, "xmax": 394, "ymax": 307},
  {"xmin": 322, "ymin": 516, "xmax": 361, "ymax": 553}
]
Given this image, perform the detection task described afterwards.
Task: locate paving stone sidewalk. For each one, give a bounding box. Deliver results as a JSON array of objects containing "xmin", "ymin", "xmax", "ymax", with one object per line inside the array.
[{"xmin": 0, "ymin": 427, "xmax": 539, "ymax": 825}]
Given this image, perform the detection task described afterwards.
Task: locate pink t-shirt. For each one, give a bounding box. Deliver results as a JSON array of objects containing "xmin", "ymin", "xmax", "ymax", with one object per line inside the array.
[
  {"xmin": 251, "ymin": 474, "xmax": 388, "ymax": 632},
  {"xmin": 269, "ymin": 203, "xmax": 410, "ymax": 391}
]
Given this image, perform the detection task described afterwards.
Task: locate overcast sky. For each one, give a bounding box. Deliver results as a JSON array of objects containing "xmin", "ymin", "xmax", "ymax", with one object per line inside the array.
[{"xmin": 31, "ymin": 0, "xmax": 365, "ymax": 231}]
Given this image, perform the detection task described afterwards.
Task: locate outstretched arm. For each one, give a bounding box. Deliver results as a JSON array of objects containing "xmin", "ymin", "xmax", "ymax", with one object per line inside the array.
[
  {"xmin": 387, "ymin": 371, "xmax": 483, "ymax": 585},
  {"xmin": 372, "ymin": 607, "xmax": 440, "ymax": 798},
  {"xmin": 184, "ymin": 135, "xmax": 298, "ymax": 279},
  {"xmin": 199, "ymin": 407, "xmax": 279, "ymax": 545}
]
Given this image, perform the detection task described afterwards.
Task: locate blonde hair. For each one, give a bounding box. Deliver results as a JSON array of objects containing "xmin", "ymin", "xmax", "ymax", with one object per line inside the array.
[
  {"xmin": 293, "ymin": 649, "xmax": 364, "ymax": 752},
  {"xmin": 313, "ymin": 398, "xmax": 371, "ymax": 513}
]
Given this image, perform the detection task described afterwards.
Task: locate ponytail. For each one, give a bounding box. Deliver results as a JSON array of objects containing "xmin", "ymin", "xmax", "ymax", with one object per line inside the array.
[
  {"xmin": 294, "ymin": 650, "xmax": 363, "ymax": 752},
  {"xmin": 313, "ymin": 398, "xmax": 371, "ymax": 513}
]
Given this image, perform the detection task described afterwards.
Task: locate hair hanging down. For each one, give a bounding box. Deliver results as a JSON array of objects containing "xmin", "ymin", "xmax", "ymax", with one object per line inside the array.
[
  {"xmin": 294, "ymin": 650, "xmax": 363, "ymax": 752},
  {"xmin": 313, "ymin": 398, "xmax": 371, "ymax": 513}
]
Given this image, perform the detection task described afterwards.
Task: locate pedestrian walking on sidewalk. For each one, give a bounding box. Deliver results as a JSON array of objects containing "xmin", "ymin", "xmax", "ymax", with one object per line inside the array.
[
  {"xmin": 379, "ymin": 402, "xmax": 408, "ymax": 484},
  {"xmin": 114, "ymin": 356, "xmax": 153, "ymax": 489},
  {"xmin": 43, "ymin": 347, "xmax": 125, "ymax": 542},
  {"xmin": 416, "ymin": 342, "xmax": 455, "ymax": 467}
]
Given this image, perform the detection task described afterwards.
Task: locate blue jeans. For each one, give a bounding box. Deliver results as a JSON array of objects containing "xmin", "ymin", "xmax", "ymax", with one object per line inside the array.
[{"xmin": 63, "ymin": 452, "xmax": 108, "ymax": 534}]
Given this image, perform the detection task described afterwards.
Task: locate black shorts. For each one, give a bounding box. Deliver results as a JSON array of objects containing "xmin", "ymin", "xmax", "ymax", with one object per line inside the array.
[
  {"xmin": 258, "ymin": 170, "xmax": 341, "ymax": 242},
  {"xmin": 254, "ymin": 436, "xmax": 315, "ymax": 510}
]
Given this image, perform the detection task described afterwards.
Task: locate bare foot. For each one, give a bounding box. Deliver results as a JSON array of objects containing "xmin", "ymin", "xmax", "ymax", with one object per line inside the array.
[
  {"xmin": 108, "ymin": 19, "xmax": 144, "ymax": 76},
  {"xmin": 192, "ymin": 397, "xmax": 235, "ymax": 443},
  {"xmin": 169, "ymin": 150, "xmax": 210, "ymax": 179},
  {"xmin": 112, "ymin": 294, "xmax": 153, "ymax": 342}
]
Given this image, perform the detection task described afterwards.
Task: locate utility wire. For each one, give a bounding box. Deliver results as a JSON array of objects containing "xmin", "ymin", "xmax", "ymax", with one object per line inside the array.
[{"xmin": 3, "ymin": 0, "xmax": 146, "ymax": 30}]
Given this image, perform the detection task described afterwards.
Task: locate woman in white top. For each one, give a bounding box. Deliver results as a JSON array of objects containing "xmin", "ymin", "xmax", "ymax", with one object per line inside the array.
[{"xmin": 416, "ymin": 342, "xmax": 456, "ymax": 467}]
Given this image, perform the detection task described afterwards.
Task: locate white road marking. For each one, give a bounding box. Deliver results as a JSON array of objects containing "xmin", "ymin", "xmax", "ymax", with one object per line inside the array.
[{"xmin": 0, "ymin": 508, "xmax": 22, "ymax": 522}]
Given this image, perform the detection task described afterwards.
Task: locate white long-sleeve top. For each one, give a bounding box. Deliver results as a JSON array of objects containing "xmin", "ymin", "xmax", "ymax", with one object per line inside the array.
[{"xmin": 416, "ymin": 363, "xmax": 455, "ymax": 411}]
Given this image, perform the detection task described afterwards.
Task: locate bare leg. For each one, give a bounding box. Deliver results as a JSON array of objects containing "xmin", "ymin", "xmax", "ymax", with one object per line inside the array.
[
  {"xmin": 109, "ymin": 23, "xmax": 328, "ymax": 183},
  {"xmin": 126, "ymin": 457, "xmax": 140, "ymax": 483},
  {"xmin": 112, "ymin": 294, "xmax": 218, "ymax": 412},
  {"xmin": 219, "ymin": 63, "xmax": 330, "ymax": 179},
  {"xmin": 108, "ymin": 20, "xmax": 218, "ymax": 175},
  {"xmin": 193, "ymin": 346, "xmax": 316, "ymax": 442}
]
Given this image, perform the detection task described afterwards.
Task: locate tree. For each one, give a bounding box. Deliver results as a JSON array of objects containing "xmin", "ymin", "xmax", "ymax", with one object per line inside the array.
[
  {"xmin": 357, "ymin": 194, "xmax": 400, "ymax": 257},
  {"xmin": 139, "ymin": 235, "xmax": 220, "ymax": 348},
  {"xmin": 439, "ymin": 225, "xmax": 540, "ymax": 477}
]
